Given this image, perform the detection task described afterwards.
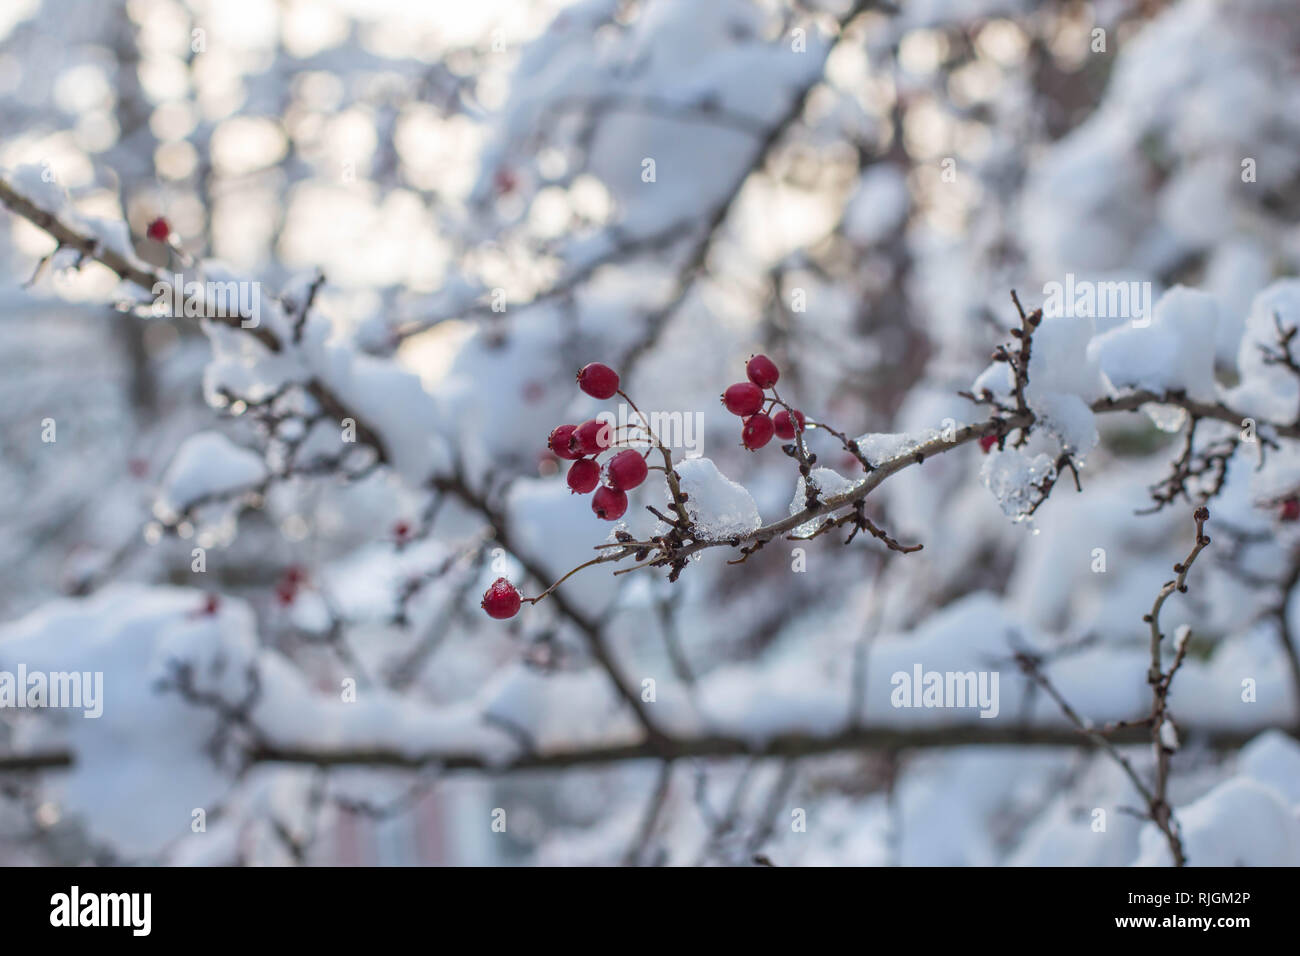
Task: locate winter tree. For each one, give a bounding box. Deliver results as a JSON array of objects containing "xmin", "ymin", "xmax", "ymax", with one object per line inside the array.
[{"xmin": 0, "ymin": 0, "xmax": 1299, "ymax": 867}]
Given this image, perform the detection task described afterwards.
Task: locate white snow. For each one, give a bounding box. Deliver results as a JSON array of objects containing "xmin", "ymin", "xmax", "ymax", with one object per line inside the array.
[
  {"xmin": 671, "ymin": 457, "xmax": 761, "ymax": 540},
  {"xmin": 1088, "ymin": 286, "xmax": 1220, "ymax": 402},
  {"xmin": 155, "ymin": 431, "xmax": 267, "ymax": 524},
  {"xmin": 979, "ymin": 447, "xmax": 1056, "ymax": 520}
]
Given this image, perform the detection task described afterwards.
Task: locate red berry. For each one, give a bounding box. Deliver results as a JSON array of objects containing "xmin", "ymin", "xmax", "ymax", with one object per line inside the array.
[
  {"xmin": 573, "ymin": 418, "xmax": 613, "ymax": 456},
  {"xmin": 606, "ymin": 449, "xmax": 648, "ymax": 490},
  {"xmin": 567, "ymin": 458, "xmax": 600, "ymax": 494},
  {"xmin": 746, "ymin": 354, "xmax": 780, "ymax": 389},
  {"xmin": 200, "ymin": 593, "xmax": 220, "ymax": 616},
  {"xmin": 549, "ymin": 424, "xmax": 582, "ymax": 460},
  {"xmin": 979, "ymin": 434, "xmax": 998, "ymax": 454},
  {"xmin": 494, "ymin": 168, "xmax": 517, "ymax": 195},
  {"xmin": 592, "ymin": 485, "xmax": 628, "ymax": 520},
  {"xmin": 1283, "ymin": 498, "xmax": 1300, "ymax": 522},
  {"xmin": 275, "ymin": 582, "xmax": 296, "ymax": 606},
  {"xmin": 742, "ymin": 413, "xmax": 775, "ymax": 450},
  {"xmin": 722, "ymin": 383, "xmax": 764, "ymax": 417},
  {"xmin": 393, "ymin": 520, "xmax": 411, "ymax": 541},
  {"xmin": 577, "ymin": 363, "xmax": 620, "ymax": 400},
  {"xmin": 481, "ymin": 577, "xmax": 522, "ymax": 619},
  {"xmin": 146, "ymin": 217, "xmax": 170, "ymax": 242},
  {"xmin": 773, "ymin": 408, "xmax": 805, "ymax": 440}
]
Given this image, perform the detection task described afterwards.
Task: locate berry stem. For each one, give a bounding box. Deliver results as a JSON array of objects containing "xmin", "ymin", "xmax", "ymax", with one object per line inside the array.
[
  {"xmin": 524, "ymin": 550, "xmax": 636, "ymax": 606},
  {"xmin": 618, "ymin": 388, "xmax": 692, "ymax": 531}
]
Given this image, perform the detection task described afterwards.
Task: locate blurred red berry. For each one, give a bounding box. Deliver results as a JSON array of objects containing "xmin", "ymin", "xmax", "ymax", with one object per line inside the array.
[
  {"xmin": 606, "ymin": 449, "xmax": 648, "ymax": 491},
  {"xmin": 493, "ymin": 168, "xmax": 518, "ymax": 195},
  {"xmin": 1283, "ymin": 498, "xmax": 1300, "ymax": 522},
  {"xmin": 393, "ymin": 520, "xmax": 411, "ymax": 542},
  {"xmin": 146, "ymin": 217, "xmax": 170, "ymax": 242},
  {"xmin": 742, "ymin": 413, "xmax": 775, "ymax": 450},
  {"xmin": 200, "ymin": 593, "xmax": 220, "ymax": 616},
  {"xmin": 592, "ymin": 485, "xmax": 628, "ymax": 520},
  {"xmin": 979, "ymin": 434, "xmax": 998, "ymax": 453},
  {"xmin": 567, "ymin": 458, "xmax": 600, "ymax": 494},
  {"xmin": 722, "ymin": 383, "xmax": 764, "ymax": 417},
  {"xmin": 773, "ymin": 409, "xmax": 804, "ymax": 440},
  {"xmin": 746, "ymin": 354, "xmax": 780, "ymax": 389},
  {"xmin": 481, "ymin": 578, "xmax": 522, "ymax": 619},
  {"xmin": 577, "ymin": 363, "xmax": 620, "ymax": 400}
]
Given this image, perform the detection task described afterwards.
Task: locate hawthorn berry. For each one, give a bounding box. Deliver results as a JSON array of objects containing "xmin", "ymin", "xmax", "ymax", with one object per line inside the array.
[
  {"xmin": 573, "ymin": 418, "xmax": 613, "ymax": 456},
  {"xmin": 746, "ymin": 354, "xmax": 780, "ymax": 389},
  {"xmin": 494, "ymin": 168, "xmax": 518, "ymax": 195},
  {"xmin": 146, "ymin": 217, "xmax": 170, "ymax": 242},
  {"xmin": 606, "ymin": 449, "xmax": 648, "ymax": 491},
  {"xmin": 549, "ymin": 424, "xmax": 582, "ymax": 460},
  {"xmin": 1283, "ymin": 498, "xmax": 1300, "ymax": 522},
  {"xmin": 481, "ymin": 577, "xmax": 522, "ymax": 619},
  {"xmin": 567, "ymin": 457, "xmax": 600, "ymax": 494},
  {"xmin": 592, "ymin": 485, "xmax": 628, "ymax": 520},
  {"xmin": 979, "ymin": 434, "xmax": 998, "ymax": 454},
  {"xmin": 722, "ymin": 382, "xmax": 764, "ymax": 417},
  {"xmin": 773, "ymin": 408, "xmax": 804, "ymax": 440},
  {"xmin": 742, "ymin": 413, "xmax": 775, "ymax": 450},
  {"xmin": 577, "ymin": 363, "xmax": 620, "ymax": 400}
]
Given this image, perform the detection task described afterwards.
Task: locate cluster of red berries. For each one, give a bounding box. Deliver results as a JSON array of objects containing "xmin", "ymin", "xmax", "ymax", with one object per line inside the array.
[
  {"xmin": 547, "ymin": 363, "xmax": 649, "ymax": 521},
  {"xmin": 721, "ymin": 355, "xmax": 805, "ymax": 450}
]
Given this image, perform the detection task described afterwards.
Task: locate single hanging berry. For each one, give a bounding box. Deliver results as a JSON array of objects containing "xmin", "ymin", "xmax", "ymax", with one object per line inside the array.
[
  {"xmin": 592, "ymin": 485, "xmax": 628, "ymax": 520},
  {"xmin": 606, "ymin": 449, "xmax": 648, "ymax": 491},
  {"xmin": 573, "ymin": 418, "xmax": 613, "ymax": 455},
  {"xmin": 721, "ymin": 382, "xmax": 764, "ymax": 417},
  {"xmin": 742, "ymin": 413, "xmax": 775, "ymax": 450},
  {"xmin": 773, "ymin": 408, "xmax": 804, "ymax": 440},
  {"xmin": 567, "ymin": 458, "xmax": 600, "ymax": 494},
  {"xmin": 979, "ymin": 433, "xmax": 998, "ymax": 453},
  {"xmin": 275, "ymin": 581, "xmax": 296, "ymax": 606},
  {"xmin": 548, "ymin": 424, "xmax": 582, "ymax": 460},
  {"xmin": 577, "ymin": 363, "xmax": 620, "ymax": 400},
  {"xmin": 146, "ymin": 217, "xmax": 171, "ymax": 242},
  {"xmin": 481, "ymin": 578, "xmax": 522, "ymax": 619},
  {"xmin": 746, "ymin": 354, "xmax": 779, "ymax": 389}
]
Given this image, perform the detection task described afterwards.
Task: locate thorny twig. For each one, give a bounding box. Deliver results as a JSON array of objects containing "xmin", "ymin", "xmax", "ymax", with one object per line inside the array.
[{"xmin": 1016, "ymin": 507, "xmax": 1211, "ymax": 867}]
